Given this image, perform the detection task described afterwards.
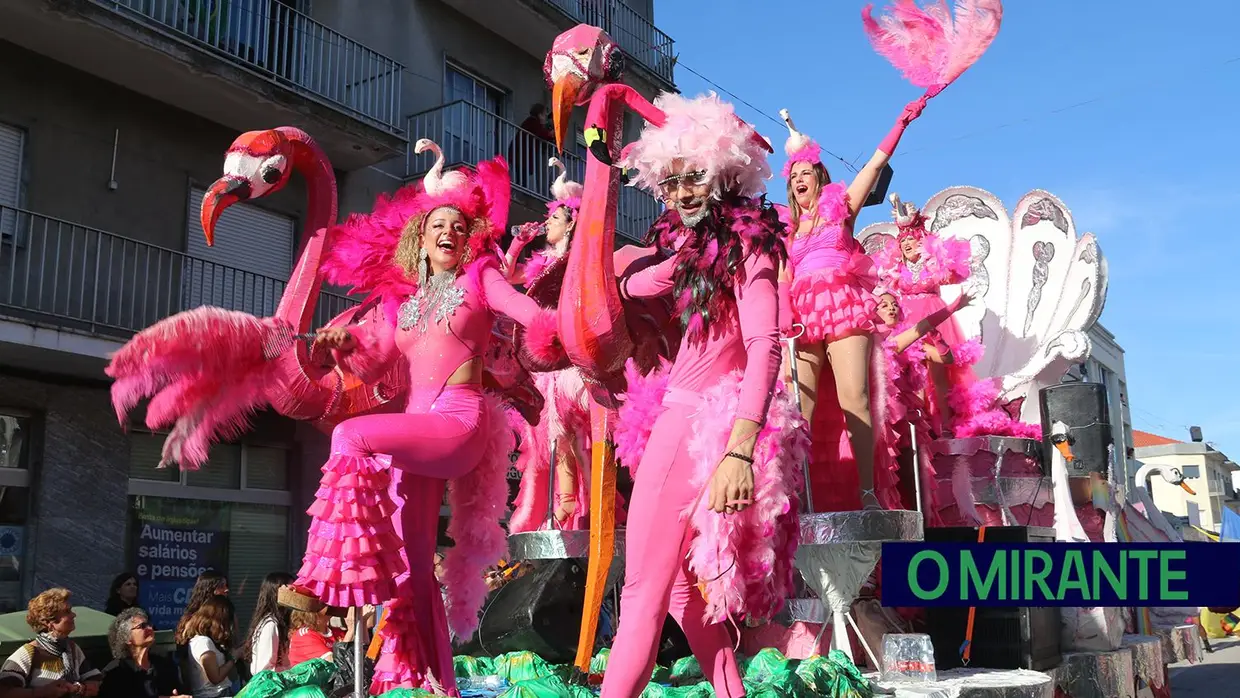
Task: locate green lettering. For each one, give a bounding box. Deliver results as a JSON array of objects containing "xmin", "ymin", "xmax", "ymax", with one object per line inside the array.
[
  {"xmin": 962, "ymin": 550, "xmax": 1005, "ymax": 601},
  {"xmin": 1058, "ymin": 550, "xmax": 1089, "ymax": 601},
  {"xmin": 1010, "ymin": 546, "xmax": 1020, "ymax": 601},
  {"xmin": 1024, "ymin": 550, "xmax": 1055, "ymax": 601},
  {"xmin": 909, "ymin": 551, "xmax": 949, "ymax": 599},
  {"xmin": 1129, "ymin": 550, "xmax": 1158, "ymax": 600},
  {"xmin": 1092, "ymin": 549, "xmax": 1126, "ymax": 599},
  {"xmin": 1159, "ymin": 550, "xmax": 1188, "ymax": 601}
]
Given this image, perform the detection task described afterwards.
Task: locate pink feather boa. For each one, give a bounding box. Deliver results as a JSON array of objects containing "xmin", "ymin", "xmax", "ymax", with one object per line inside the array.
[
  {"xmin": 612, "ymin": 359, "xmax": 808, "ymax": 624},
  {"xmin": 441, "ymin": 393, "xmax": 514, "ymax": 639},
  {"xmin": 776, "ymin": 182, "xmax": 851, "ymax": 235},
  {"xmin": 949, "ymin": 375, "xmax": 1041, "ymax": 439}
]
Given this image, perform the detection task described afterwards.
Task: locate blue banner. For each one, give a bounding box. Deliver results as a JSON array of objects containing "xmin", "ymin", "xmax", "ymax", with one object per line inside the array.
[
  {"xmin": 130, "ymin": 498, "xmax": 230, "ymax": 630},
  {"xmin": 880, "ymin": 542, "xmax": 1240, "ymax": 607}
]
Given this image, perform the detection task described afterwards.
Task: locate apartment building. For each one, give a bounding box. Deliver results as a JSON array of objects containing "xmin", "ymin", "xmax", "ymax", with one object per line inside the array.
[
  {"xmin": 0, "ymin": 0, "xmax": 674, "ymax": 625},
  {"xmin": 1133, "ymin": 428, "xmax": 1240, "ymax": 534}
]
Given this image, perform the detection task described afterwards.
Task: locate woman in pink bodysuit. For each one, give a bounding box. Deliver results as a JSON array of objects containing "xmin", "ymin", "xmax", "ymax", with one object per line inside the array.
[
  {"xmin": 504, "ymin": 159, "xmax": 612, "ymax": 532},
  {"xmin": 281, "ymin": 145, "xmax": 560, "ymax": 696},
  {"xmin": 606, "ymin": 93, "xmax": 809, "ymax": 698},
  {"xmin": 774, "ymin": 103, "xmax": 927, "ymax": 510},
  {"xmin": 873, "ymin": 196, "xmax": 973, "ymax": 433}
]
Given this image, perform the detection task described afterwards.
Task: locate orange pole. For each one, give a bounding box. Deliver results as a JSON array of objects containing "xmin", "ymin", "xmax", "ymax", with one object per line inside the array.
[{"xmin": 574, "ymin": 402, "xmax": 618, "ymax": 673}]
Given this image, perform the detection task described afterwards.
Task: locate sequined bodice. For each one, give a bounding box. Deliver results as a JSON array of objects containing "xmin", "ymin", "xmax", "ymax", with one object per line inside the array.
[
  {"xmin": 888, "ymin": 262, "xmax": 941, "ymax": 295},
  {"xmin": 777, "ymin": 204, "xmax": 858, "ymax": 276}
]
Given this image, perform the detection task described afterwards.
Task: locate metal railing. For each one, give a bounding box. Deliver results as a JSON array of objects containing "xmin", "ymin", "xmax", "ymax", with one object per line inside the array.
[
  {"xmin": 94, "ymin": 0, "xmax": 404, "ymax": 134},
  {"xmin": 540, "ymin": 0, "xmax": 675, "ymax": 85},
  {"xmin": 405, "ymin": 100, "xmax": 661, "ymax": 243},
  {"xmin": 0, "ymin": 205, "xmax": 356, "ymax": 340}
]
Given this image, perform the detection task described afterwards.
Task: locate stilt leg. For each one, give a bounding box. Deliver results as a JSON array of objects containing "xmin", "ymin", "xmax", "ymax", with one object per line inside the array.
[{"xmin": 574, "ymin": 401, "xmax": 617, "ymax": 674}]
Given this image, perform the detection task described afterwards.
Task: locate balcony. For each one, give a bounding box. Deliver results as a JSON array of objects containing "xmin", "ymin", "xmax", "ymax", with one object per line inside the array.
[
  {"xmin": 440, "ymin": 0, "xmax": 675, "ymax": 88},
  {"xmin": 405, "ymin": 100, "xmax": 662, "ymax": 243},
  {"xmin": 0, "ymin": 0, "xmax": 405, "ymax": 169},
  {"xmin": 0, "ymin": 205, "xmax": 356, "ymax": 376}
]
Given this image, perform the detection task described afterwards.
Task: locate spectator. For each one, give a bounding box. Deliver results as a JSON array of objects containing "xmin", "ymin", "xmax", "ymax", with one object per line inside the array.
[
  {"xmin": 520, "ymin": 103, "xmax": 554, "ymax": 142},
  {"xmin": 174, "ymin": 573, "xmax": 230, "ymax": 667},
  {"xmin": 286, "ymin": 611, "xmax": 333, "ymax": 667},
  {"xmin": 513, "ymin": 103, "xmax": 556, "ymax": 175},
  {"xmin": 180, "ymin": 597, "xmax": 235, "ymax": 698},
  {"xmin": 99, "ymin": 608, "xmax": 181, "ymax": 698},
  {"xmin": 103, "ymin": 574, "xmax": 139, "ymax": 617},
  {"xmin": 0, "ymin": 588, "xmax": 102, "ymax": 698},
  {"xmin": 241, "ymin": 573, "xmax": 292, "ymax": 676}
]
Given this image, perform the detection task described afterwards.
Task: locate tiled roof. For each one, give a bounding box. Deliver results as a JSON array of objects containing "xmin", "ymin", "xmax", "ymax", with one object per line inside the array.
[{"xmin": 1133, "ymin": 430, "xmax": 1182, "ymax": 448}]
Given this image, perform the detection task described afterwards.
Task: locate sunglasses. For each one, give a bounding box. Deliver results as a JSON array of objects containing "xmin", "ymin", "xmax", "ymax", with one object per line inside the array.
[
  {"xmin": 132, "ymin": 621, "xmax": 152, "ymax": 631},
  {"xmin": 657, "ymin": 170, "xmax": 709, "ymax": 195}
]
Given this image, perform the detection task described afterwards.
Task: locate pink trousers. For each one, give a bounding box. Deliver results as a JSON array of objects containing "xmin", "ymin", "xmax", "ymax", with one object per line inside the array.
[
  {"xmin": 602, "ymin": 402, "xmax": 745, "ymax": 698},
  {"xmin": 298, "ymin": 385, "xmax": 487, "ymax": 697}
]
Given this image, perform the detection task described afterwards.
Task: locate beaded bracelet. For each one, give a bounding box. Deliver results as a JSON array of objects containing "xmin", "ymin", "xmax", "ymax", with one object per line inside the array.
[{"xmin": 725, "ymin": 451, "xmax": 754, "ymax": 464}]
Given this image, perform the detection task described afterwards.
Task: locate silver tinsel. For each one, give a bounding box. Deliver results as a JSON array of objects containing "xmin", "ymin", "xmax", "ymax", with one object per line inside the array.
[{"xmin": 398, "ymin": 270, "xmax": 465, "ymax": 332}]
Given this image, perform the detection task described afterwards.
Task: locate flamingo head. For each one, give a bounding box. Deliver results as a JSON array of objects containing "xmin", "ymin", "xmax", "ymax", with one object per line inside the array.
[
  {"xmin": 202, "ymin": 129, "xmax": 295, "ymax": 246},
  {"xmin": 544, "ymin": 24, "xmax": 624, "ymax": 152}
]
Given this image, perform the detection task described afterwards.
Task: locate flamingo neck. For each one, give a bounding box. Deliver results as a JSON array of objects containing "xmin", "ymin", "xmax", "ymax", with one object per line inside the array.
[{"xmin": 275, "ymin": 130, "xmax": 337, "ymax": 330}]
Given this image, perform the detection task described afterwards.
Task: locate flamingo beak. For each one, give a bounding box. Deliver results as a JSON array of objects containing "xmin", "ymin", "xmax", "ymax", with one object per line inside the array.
[
  {"xmin": 1180, "ymin": 481, "xmax": 1197, "ymax": 496},
  {"xmin": 201, "ymin": 176, "xmax": 251, "ymax": 247},
  {"xmin": 1053, "ymin": 440, "xmax": 1075, "ymax": 462},
  {"xmin": 551, "ymin": 71, "xmax": 585, "ymax": 153}
]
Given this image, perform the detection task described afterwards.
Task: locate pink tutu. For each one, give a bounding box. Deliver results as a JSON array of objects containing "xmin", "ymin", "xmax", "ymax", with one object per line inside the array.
[{"xmin": 789, "ymin": 253, "xmax": 879, "ymax": 343}]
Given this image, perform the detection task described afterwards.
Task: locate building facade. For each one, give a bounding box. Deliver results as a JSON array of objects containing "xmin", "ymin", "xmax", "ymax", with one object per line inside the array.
[
  {"xmin": 0, "ymin": 0, "xmax": 674, "ymax": 625},
  {"xmin": 1132, "ymin": 429, "xmax": 1240, "ymax": 534}
]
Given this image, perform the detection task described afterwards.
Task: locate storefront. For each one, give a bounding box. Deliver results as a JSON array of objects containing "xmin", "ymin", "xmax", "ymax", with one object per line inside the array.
[{"xmin": 0, "ymin": 409, "xmax": 32, "ymax": 615}]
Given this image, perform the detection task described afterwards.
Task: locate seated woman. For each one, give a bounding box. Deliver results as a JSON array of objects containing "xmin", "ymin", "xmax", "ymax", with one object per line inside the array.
[
  {"xmin": 100, "ymin": 608, "xmax": 181, "ymax": 698},
  {"xmin": 0, "ymin": 588, "xmax": 102, "ymax": 698}
]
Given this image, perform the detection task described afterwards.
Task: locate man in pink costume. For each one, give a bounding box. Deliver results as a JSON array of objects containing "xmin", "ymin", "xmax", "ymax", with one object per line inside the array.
[
  {"xmin": 603, "ymin": 93, "xmax": 809, "ymax": 698},
  {"xmin": 290, "ymin": 142, "xmax": 561, "ymax": 695}
]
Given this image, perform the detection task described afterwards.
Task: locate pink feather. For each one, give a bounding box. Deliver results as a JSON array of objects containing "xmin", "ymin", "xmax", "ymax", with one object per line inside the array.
[
  {"xmin": 862, "ymin": 0, "xmax": 1003, "ymax": 91},
  {"xmin": 519, "ymin": 308, "xmax": 566, "ymax": 370},
  {"xmin": 613, "ymin": 358, "xmax": 673, "ymax": 475}
]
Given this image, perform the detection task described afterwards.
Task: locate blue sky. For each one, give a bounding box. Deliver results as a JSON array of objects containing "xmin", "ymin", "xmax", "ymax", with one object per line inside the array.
[{"xmin": 657, "ymin": 0, "xmax": 1240, "ymax": 457}]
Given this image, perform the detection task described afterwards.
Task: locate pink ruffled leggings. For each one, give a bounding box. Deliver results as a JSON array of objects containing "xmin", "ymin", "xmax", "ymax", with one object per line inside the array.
[
  {"xmin": 329, "ymin": 384, "xmax": 487, "ymax": 697},
  {"xmin": 602, "ymin": 402, "xmax": 745, "ymax": 698}
]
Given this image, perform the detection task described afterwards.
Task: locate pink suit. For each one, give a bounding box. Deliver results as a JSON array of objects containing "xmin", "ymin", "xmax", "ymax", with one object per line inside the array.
[
  {"xmin": 293, "ymin": 258, "xmax": 547, "ymax": 696},
  {"xmin": 603, "ymin": 247, "xmax": 782, "ymax": 698}
]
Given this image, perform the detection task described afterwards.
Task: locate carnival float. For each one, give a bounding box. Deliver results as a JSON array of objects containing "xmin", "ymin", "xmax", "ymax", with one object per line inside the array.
[{"xmin": 98, "ymin": 0, "xmax": 1214, "ymax": 696}]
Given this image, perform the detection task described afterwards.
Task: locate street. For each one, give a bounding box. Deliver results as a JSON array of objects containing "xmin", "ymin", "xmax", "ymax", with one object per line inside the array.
[{"xmin": 1168, "ymin": 637, "xmax": 1240, "ymax": 696}]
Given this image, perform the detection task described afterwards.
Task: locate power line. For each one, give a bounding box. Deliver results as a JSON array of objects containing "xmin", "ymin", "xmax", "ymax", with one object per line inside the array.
[{"xmin": 673, "ymin": 59, "xmax": 860, "ymax": 173}]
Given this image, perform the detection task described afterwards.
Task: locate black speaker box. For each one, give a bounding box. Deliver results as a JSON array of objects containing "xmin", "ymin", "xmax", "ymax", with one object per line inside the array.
[
  {"xmin": 471, "ymin": 559, "xmax": 588, "ymax": 663},
  {"xmin": 924, "ymin": 526, "xmax": 1062, "ymax": 672},
  {"xmin": 1039, "ymin": 383, "xmax": 1111, "ymax": 477}
]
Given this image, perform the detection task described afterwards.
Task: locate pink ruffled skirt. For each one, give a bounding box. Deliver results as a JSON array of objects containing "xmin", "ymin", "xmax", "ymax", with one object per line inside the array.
[{"xmin": 790, "ymin": 253, "xmax": 879, "ymax": 343}]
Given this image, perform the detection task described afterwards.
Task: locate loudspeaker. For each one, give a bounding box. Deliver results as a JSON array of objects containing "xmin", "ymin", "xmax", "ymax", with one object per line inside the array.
[
  {"xmin": 470, "ymin": 559, "xmax": 588, "ymax": 663},
  {"xmin": 863, "ymin": 163, "xmax": 894, "ymax": 208},
  {"xmin": 1039, "ymin": 383, "xmax": 1111, "ymax": 478}
]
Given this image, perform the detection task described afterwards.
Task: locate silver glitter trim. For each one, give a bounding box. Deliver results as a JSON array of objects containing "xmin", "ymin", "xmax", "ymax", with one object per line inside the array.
[
  {"xmin": 397, "ymin": 270, "xmax": 465, "ymax": 332},
  {"xmin": 1157, "ymin": 624, "xmax": 1204, "ymax": 665},
  {"xmin": 795, "ymin": 511, "xmax": 923, "ymax": 613},
  {"xmin": 929, "ymin": 436, "xmax": 1043, "ymax": 459},
  {"xmin": 930, "ymin": 193, "xmax": 1000, "ymax": 232},
  {"xmin": 1121, "ymin": 634, "xmax": 1165, "ymax": 688},
  {"xmin": 797, "ymin": 510, "xmax": 924, "ymax": 545},
  {"xmin": 507, "ymin": 529, "xmax": 625, "ymax": 593},
  {"xmin": 876, "ymin": 668, "xmax": 1054, "ymax": 698}
]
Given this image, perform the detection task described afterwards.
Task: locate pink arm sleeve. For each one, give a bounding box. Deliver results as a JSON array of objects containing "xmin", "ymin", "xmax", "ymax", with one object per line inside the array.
[
  {"xmin": 734, "ymin": 251, "xmax": 782, "ymax": 423},
  {"xmin": 619, "ymin": 255, "xmax": 677, "ymax": 299},
  {"xmin": 778, "ymin": 279, "xmax": 793, "ymax": 336},
  {"xmin": 480, "ymin": 263, "xmax": 545, "ymax": 326},
  {"xmin": 335, "ymin": 305, "xmax": 399, "ymax": 383}
]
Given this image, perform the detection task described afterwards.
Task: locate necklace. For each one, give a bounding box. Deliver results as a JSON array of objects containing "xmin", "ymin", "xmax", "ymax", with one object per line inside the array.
[
  {"xmin": 906, "ymin": 257, "xmax": 926, "ymax": 283},
  {"xmin": 398, "ymin": 270, "xmax": 465, "ymax": 332}
]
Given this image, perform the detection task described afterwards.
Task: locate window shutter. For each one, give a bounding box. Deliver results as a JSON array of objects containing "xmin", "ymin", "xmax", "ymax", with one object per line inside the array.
[
  {"xmin": 185, "ymin": 444, "xmax": 242, "ymax": 490},
  {"xmin": 185, "ymin": 187, "xmax": 294, "ymax": 316},
  {"xmin": 245, "ymin": 446, "xmax": 289, "ymax": 490},
  {"xmin": 129, "ymin": 433, "xmax": 179, "ymax": 483},
  {"xmin": 0, "ymin": 123, "xmax": 23, "ymax": 241},
  {"xmin": 227, "ymin": 503, "xmax": 290, "ymax": 633}
]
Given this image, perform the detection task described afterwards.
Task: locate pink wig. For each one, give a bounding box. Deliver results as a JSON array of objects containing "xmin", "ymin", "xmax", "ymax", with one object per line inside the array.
[
  {"xmin": 778, "ymin": 108, "xmax": 824, "ymax": 178},
  {"xmin": 622, "ymin": 92, "xmax": 773, "ymax": 200}
]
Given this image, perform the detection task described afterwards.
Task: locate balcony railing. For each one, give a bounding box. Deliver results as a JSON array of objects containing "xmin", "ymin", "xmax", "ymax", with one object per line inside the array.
[
  {"xmin": 406, "ymin": 100, "xmax": 662, "ymax": 243},
  {"xmin": 541, "ymin": 0, "xmax": 675, "ymax": 85},
  {"xmin": 93, "ymin": 0, "xmax": 404, "ymax": 134},
  {"xmin": 0, "ymin": 205, "xmax": 356, "ymax": 341}
]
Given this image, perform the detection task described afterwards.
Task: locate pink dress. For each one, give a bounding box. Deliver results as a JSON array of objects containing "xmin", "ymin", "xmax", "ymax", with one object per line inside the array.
[
  {"xmin": 874, "ymin": 233, "xmax": 971, "ymax": 351},
  {"xmin": 777, "ymin": 182, "xmax": 879, "ymax": 343},
  {"xmin": 294, "ymin": 257, "xmax": 547, "ymax": 696}
]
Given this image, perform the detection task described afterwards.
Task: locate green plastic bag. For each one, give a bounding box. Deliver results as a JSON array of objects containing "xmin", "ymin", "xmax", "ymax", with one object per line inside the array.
[
  {"xmin": 236, "ymin": 670, "xmax": 286, "ymax": 698},
  {"xmin": 282, "ymin": 659, "xmax": 338, "ymax": 688},
  {"xmin": 649, "ymin": 664, "xmax": 672, "ymax": 684},
  {"xmin": 455, "ymin": 655, "xmax": 495, "ymax": 678},
  {"xmin": 494, "ymin": 651, "xmax": 558, "ymax": 683},
  {"xmin": 590, "ymin": 648, "xmax": 611, "ymax": 674},
  {"xmin": 743, "ymin": 648, "xmax": 790, "ymax": 682},
  {"xmin": 375, "ymin": 689, "xmax": 434, "ymax": 698},
  {"xmin": 743, "ymin": 668, "xmax": 812, "ymax": 698},
  {"xmin": 792, "ymin": 655, "xmax": 831, "ymax": 694},
  {"xmin": 280, "ymin": 687, "xmax": 329, "ymax": 698},
  {"xmin": 498, "ymin": 674, "xmax": 573, "ymax": 698},
  {"xmin": 669, "ymin": 656, "xmax": 703, "ymax": 685},
  {"xmin": 818, "ymin": 650, "xmax": 872, "ymax": 698}
]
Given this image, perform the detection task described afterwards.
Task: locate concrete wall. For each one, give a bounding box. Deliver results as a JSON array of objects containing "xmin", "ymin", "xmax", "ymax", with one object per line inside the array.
[
  {"xmin": 0, "ymin": 40, "xmax": 306, "ymax": 252},
  {"xmin": 0, "ymin": 371, "xmax": 128, "ymax": 609}
]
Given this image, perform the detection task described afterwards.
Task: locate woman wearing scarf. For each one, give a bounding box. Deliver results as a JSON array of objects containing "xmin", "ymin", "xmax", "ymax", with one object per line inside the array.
[{"xmin": 0, "ymin": 588, "xmax": 102, "ymax": 698}]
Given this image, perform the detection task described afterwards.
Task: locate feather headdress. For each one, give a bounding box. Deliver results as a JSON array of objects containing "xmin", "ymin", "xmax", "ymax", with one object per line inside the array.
[
  {"xmin": 321, "ymin": 138, "xmax": 511, "ymax": 305},
  {"xmin": 890, "ymin": 193, "xmax": 929, "ymax": 241},
  {"xmin": 622, "ymin": 92, "xmax": 773, "ymax": 199},
  {"xmin": 778, "ymin": 108, "xmax": 822, "ymax": 177},
  {"xmin": 862, "ymin": 0, "xmax": 1003, "ymax": 97}
]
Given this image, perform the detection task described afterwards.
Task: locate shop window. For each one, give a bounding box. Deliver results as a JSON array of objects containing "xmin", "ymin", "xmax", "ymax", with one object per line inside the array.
[
  {"xmin": 127, "ymin": 432, "xmax": 293, "ymax": 632},
  {"xmin": 0, "ymin": 411, "xmax": 32, "ymax": 614}
]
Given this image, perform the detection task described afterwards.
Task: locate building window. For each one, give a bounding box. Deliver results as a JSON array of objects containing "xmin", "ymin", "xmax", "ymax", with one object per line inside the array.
[
  {"xmin": 127, "ymin": 433, "xmax": 292, "ymax": 631},
  {"xmin": 441, "ymin": 64, "xmax": 508, "ymax": 170},
  {"xmin": 0, "ymin": 411, "xmax": 32, "ymax": 614},
  {"xmin": 0, "ymin": 122, "xmax": 25, "ymax": 245}
]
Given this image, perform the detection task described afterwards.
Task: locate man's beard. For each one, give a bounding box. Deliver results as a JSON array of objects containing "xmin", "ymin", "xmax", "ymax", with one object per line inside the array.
[{"xmin": 675, "ymin": 198, "xmax": 712, "ymax": 228}]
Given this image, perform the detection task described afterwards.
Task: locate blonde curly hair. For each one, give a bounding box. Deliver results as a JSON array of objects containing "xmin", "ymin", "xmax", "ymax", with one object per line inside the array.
[
  {"xmin": 392, "ymin": 206, "xmax": 490, "ymax": 277},
  {"xmin": 27, "ymin": 588, "xmax": 72, "ymax": 633}
]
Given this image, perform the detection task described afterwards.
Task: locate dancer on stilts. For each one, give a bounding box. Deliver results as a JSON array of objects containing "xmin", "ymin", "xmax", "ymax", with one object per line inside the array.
[
  {"xmin": 605, "ymin": 93, "xmax": 809, "ymax": 698},
  {"xmin": 285, "ymin": 143, "xmax": 561, "ymax": 695},
  {"xmin": 506, "ymin": 159, "xmax": 626, "ymax": 532}
]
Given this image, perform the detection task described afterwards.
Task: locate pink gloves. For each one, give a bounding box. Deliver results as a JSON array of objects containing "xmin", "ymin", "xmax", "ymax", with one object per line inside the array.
[{"xmin": 877, "ymin": 94, "xmax": 930, "ymax": 156}]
